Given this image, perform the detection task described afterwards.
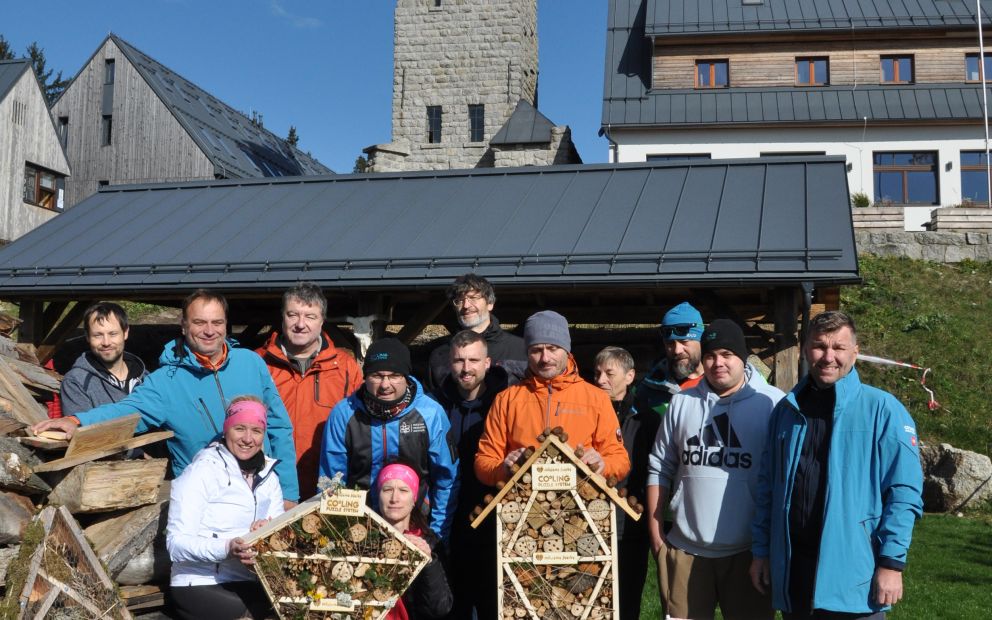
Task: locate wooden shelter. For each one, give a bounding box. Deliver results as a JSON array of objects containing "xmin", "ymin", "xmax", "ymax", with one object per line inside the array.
[{"xmin": 0, "ymin": 159, "xmax": 860, "ymax": 391}]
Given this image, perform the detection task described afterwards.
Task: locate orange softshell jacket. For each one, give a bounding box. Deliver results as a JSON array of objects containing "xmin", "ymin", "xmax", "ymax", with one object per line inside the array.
[
  {"xmin": 474, "ymin": 354, "xmax": 630, "ymax": 486},
  {"xmin": 257, "ymin": 332, "xmax": 362, "ymax": 499}
]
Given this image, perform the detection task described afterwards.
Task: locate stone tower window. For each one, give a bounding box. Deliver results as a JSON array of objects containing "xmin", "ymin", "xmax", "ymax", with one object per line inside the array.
[
  {"xmin": 469, "ymin": 105, "xmax": 485, "ymax": 142},
  {"xmin": 427, "ymin": 106, "xmax": 443, "ymax": 143}
]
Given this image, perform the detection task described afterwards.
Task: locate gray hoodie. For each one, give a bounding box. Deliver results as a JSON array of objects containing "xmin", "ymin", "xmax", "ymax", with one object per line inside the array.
[
  {"xmin": 60, "ymin": 351, "xmax": 148, "ymax": 416},
  {"xmin": 647, "ymin": 364, "xmax": 784, "ymax": 558}
]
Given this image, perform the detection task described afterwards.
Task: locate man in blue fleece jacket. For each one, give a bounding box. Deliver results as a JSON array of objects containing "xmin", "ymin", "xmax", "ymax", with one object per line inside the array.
[
  {"xmin": 750, "ymin": 311, "xmax": 923, "ymax": 619},
  {"xmin": 32, "ymin": 290, "xmax": 299, "ymax": 504}
]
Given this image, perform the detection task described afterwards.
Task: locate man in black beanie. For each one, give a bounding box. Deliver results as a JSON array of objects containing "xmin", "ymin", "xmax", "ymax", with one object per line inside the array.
[{"xmin": 319, "ymin": 338, "xmax": 459, "ymax": 539}]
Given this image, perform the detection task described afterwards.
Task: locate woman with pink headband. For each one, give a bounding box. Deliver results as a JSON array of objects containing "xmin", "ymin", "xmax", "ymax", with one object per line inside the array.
[
  {"xmin": 377, "ymin": 461, "xmax": 453, "ymax": 620},
  {"xmin": 166, "ymin": 395, "xmax": 285, "ymax": 619}
]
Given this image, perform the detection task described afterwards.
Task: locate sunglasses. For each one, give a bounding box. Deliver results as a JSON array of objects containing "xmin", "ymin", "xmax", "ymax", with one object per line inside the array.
[{"xmin": 661, "ymin": 323, "xmax": 699, "ymax": 339}]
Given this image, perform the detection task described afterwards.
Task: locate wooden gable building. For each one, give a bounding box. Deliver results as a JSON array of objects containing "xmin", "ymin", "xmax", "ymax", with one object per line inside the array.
[
  {"xmin": 50, "ymin": 34, "xmax": 331, "ymax": 210},
  {"xmin": 0, "ymin": 59, "xmax": 71, "ymax": 244}
]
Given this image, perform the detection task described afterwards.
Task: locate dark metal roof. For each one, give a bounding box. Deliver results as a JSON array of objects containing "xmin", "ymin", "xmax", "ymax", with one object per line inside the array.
[
  {"xmin": 602, "ymin": 0, "xmax": 992, "ymax": 128},
  {"xmin": 608, "ymin": 83, "xmax": 992, "ymax": 127},
  {"xmin": 0, "ymin": 59, "xmax": 31, "ymax": 102},
  {"xmin": 645, "ymin": 0, "xmax": 992, "ymax": 35},
  {"xmin": 0, "ymin": 159, "xmax": 858, "ymax": 297},
  {"xmin": 102, "ymin": 35, "xmax": 330, "ymax": 178},
  {"xmin": 490, "ymin": 99, "xmax": 556, "ymax": 145}
]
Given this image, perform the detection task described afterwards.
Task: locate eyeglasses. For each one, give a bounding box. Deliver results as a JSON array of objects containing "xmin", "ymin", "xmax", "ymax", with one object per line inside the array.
[
  {"xmin": 367, "ymin": 373, "xmax": 406, "ymax": 384},
  {"xmin": 451, "ymin": 293, "xmax": 486, "ymax": 306},
  {"xmin": 661, "ymin": 323, "xmax": 699, "ymax": 339}
]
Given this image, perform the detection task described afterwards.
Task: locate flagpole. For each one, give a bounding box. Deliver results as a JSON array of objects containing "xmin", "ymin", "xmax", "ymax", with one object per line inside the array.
[{"xmin": 979, "ymin": 0, "xmax": 991, "ymax": 206}]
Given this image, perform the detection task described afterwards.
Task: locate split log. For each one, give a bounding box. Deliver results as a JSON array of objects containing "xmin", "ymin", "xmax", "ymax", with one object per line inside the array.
[
  {"xmin": 47, "ymin": 458, "xmax": 167, "ymax": 514},
  {"xmin": 116, "ymin": 539, "xmax": 170, "ymax": 586},
  {"xmin": 0, "ymin": 491, "xmax": 34, "ymax": 543},
  {"xmin": 0, "ymin": 412, "xmax": 26, "ymax": 437},
  {"xmin": 5, "ymin": 358, "xmax": 60, "ymax": 393},
  {"xmin": 0, "ymin": 357, "xmax": 46, "ymax": 425},
  {"xmin": 0, "ymin": 441, "xmax": 51, "ymax": 495},
  {"xmin": 85, "ymin": 501, "xmax": 168, "ymax": 578}
]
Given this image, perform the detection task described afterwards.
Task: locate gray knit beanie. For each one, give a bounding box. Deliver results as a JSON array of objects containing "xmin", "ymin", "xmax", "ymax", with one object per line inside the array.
[{"xmin": 524, "ymin": 311, "xmax": 571, "ymax": 352}]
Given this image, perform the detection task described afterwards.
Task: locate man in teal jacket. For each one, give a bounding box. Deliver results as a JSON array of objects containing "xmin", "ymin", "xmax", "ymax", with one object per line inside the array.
[
  {"xmin": 750, "ymin": 311, "xmax": 923, "ymax": 619},
  {"xmin": 32, "ymin": 290, "xmax": 299, "ymax": 504}
]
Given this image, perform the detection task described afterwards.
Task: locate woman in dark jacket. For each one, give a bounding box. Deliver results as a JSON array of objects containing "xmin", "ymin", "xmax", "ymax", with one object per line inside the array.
[{"xmin": 376, "ymin": 461, "xmax": 453, "ymax": 620}]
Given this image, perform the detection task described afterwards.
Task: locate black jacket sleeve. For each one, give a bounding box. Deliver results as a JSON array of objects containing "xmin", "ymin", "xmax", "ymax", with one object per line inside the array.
[{"xmin": 406, "ymin": 532, "xmax": 453, "ymax": 619}]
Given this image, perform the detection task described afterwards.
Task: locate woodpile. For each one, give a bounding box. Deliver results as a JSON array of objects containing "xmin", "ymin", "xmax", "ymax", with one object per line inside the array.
[
  {"xmin": 242, "ymin": 486, "xmax": 431, "ymax": 619},
  {"xmin": 471, "ymin": 431, "xmax": 642, "ymax": 620},
  {"xmin": 0, "ymin": 321, "xmax": 174, "ymax": 619}
]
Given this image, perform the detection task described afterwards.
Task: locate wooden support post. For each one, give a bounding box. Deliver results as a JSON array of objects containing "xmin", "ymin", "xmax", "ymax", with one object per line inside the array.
[
  {"xmin": 15, "ymin": 300, "xmax": 43, "ymax": 345},
  {"xmin": 395, "ymin": 297, "xmax": 448, "ymax": 344},
  {"xmin": 36, "ymin": 301, "xmax": 88, "ymax": 365},
  {"xmin": 41, "ymin": 301, "xmax": 69, "ymax": 331},
  {"xmin": 771, "ymin": 287, "xmax": 801, "ymax": 392}
]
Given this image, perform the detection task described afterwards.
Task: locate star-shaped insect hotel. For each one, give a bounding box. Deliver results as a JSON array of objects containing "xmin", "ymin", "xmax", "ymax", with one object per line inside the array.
[
  {"xmin": 243, "ymin": 486, "xmax": 431, "ymax": 619},
  {"xmin": 471, "ymin": 430, "xmax": 642, "ymax": 620}
]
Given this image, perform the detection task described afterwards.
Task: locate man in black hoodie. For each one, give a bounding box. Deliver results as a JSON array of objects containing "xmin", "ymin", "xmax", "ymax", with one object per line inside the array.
[
  {"xmin": 427, "ymin": 273, "xmax": 526, "ymax": 391},
  {"xmin": 434, "ymin": 330, "xmax": 509, "ymax": 620},
  {"xmin": 60, "ymin": 303, "xmax": 148, "ymax": 416}
]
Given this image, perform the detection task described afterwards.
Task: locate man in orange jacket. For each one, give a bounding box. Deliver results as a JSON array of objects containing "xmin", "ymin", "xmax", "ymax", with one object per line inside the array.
[
  {"xmin": 475, "ymin": 310, "xmax": 630, "ymax": 485},
  {"xmin": 257, "ymin": 282, "xmax": 362, "ymax": 499}
]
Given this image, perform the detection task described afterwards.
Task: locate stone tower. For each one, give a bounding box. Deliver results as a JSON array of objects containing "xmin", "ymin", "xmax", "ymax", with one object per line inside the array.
[{"xmin": 365, "ymin": 0, "xmax": 539, "ymax": 172}]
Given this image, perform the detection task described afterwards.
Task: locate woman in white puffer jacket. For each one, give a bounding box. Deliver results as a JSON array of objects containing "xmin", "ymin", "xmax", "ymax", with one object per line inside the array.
[{"xmin": 166, "ymin": 395, "xmax": 284, "ymax": 619}]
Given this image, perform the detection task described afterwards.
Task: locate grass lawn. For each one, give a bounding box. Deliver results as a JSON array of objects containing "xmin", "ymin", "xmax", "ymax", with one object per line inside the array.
[{"xmin": 637, "ymin": 513, "xmax": 992, "ymax": 619}]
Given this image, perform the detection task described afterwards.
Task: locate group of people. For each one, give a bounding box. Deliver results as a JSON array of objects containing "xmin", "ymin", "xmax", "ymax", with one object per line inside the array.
[{"xmin": 32, "ymin": 274, "xmax": 924, "ymax": 620}]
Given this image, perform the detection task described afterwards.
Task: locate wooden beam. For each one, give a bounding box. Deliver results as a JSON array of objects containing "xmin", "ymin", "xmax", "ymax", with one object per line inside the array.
[
  {"xmin": 395, "ymin": 297, "xmax": 448, "ymax": 344},
  {"xmin": 41, "ymin": 301, "xmax": 69, "ymax": 332},
  {"xmin": 771, "ymin": 287, "xmax": 801, "ymax": 391},
  {"xmin": 36, "ymin": 301, "xmax": 88, "ymax": 364},
  {"xmin": 32, "ymin": 430, "xmax": 174, "ymax": 473},
  {"xmin": 0, "ymin": 357, "xmax": 47, "ymax": 424},
  {"xmin": 16, "ymin": 300, "xmax": 43, "ymax": 345}
]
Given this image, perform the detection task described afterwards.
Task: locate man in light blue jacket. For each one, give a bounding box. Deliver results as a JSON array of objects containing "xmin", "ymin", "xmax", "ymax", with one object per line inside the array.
[
  {"xmin": 750, "ymin": 311, "xmax": 924, "ymax": 619},
  {"xmin": 32, "ymin": 290, "xmax": 299, "ymax": 504}
]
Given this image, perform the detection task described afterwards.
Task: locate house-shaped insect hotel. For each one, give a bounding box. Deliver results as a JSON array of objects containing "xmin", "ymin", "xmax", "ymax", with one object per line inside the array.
[
  {"xmin": 243, "ymin": 486, "xmax": 430, "ymax": 620},
  {"xmin": 471, "ymin": 430, "xmax": 642, "ymax": 620}
]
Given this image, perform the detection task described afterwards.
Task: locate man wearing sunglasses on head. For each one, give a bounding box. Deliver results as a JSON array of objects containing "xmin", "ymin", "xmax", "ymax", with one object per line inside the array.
[{"xmin": 631, "ymin": 302, "xmax": 706, "ymax": 420}]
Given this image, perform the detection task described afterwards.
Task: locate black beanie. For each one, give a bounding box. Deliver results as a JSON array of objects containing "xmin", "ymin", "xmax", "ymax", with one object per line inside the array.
[
  {"xmin": 363, "ymin": 338, "xmax": 412, "ymax": 376},
  {"xmin": 701, "ymin": 319, "xmax": 748, "ymax": 362}
]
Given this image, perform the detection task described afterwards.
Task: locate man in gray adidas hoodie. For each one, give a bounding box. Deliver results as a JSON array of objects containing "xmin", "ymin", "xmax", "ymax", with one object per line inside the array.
[
  {"xmin": 646, "ymin": 319, "xmax": 784, "ymax": 620},
  {"xmin": 60, "ymin": 303, "xmax": 148, "ymax": 416}
]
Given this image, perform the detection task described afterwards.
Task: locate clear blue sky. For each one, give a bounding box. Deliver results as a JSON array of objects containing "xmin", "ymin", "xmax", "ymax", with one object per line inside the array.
[{"xmin": 1, "ymin": 1, "xmax": 609, "ymax": 173}]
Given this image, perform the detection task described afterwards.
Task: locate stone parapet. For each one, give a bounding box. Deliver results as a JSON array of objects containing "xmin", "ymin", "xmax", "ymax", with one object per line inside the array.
[{"xmin": 855, "ymin": 230, "xmax": 992, "ymax": 262}]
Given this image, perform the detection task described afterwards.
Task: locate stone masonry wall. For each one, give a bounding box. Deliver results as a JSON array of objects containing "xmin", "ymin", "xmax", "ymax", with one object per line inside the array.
[
  {"xmin": 383, "ymin": 0, "xmax": 538, "ymax": 172},
  {"xmin": 856, "ymin": 230, "xmax": 992, "ymax": 262},
  {"xmin": 492, "ymin": 126, "xmax": 578, "ymax": 168}
]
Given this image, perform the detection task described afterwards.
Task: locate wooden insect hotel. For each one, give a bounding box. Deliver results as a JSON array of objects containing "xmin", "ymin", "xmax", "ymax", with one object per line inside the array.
[
  {"xmin": 242, "ymin": 487, "xmax": 431, "ymax": 619},
  {"xmin": 471, "ymin": 430, "xmax": 642, "ymax": 620}
]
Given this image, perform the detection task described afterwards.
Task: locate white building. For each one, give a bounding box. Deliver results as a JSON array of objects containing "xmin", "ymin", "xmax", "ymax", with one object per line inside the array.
[{"xmin": 603, "ymin": 0, "xmax": 992, "ymax": 230}]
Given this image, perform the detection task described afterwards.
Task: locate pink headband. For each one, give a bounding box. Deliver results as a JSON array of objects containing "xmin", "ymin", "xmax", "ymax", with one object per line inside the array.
[
  {"xmin": 377, "ymin": 463, "xmax": 419, "ymax": 494},
  {"xmin": 223, "ymin": 400, "xmax": 267, "ymax": 433}
]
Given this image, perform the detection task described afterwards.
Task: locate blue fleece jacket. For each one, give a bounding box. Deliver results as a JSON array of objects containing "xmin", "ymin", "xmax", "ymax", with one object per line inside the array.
[
  {"xmin": 319, "ymin": 377, "xmax": 458, "ymax": 540},
  {"xmin": 73, "ymin": 338, "xmax": 300, "ymax": 501},
  {"xmin": 751, "ymin": 368, "xmax": 923, "ymax": 614}
]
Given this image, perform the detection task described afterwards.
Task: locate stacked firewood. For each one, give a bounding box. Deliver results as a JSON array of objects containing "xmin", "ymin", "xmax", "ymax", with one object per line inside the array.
[{"xmin": 0, "ymin": 314, "xmax": 171, "ymax": 618}]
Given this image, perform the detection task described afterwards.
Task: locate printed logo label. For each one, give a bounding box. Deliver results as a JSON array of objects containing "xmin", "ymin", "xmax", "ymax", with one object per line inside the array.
[
  {"xmin": 399, "ymin": 421, "xmax": 427, "ymax": 434},
  {"xmin": 320, "ymin": 489, "xmax": 367, "ymax": 516},
  {"xmin": 533, "ymin": 464, "xmax": 576, "ymax": 491},
  {"xmin": 533, "ymin": 551, "xmax": 578, "ymax": 565},
  {"xmin": 680, "ymin": 412, "xmax": 754, "ymax": 469}
]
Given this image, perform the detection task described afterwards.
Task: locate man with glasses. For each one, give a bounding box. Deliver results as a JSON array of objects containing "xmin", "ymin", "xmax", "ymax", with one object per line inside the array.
[
  {"xmin": 319, "ymin": 338, "xmax": 458, "ymax": 539},
  {"xmin": 257, "ymin": 282, "xmax": 362, "ymax": 500},
  {"xmin": 632, "ymin": 302, "xmax": 706, "ymax": 419},
  {"xmin": 427, "ymin": 273, "xmax": 526, "ymax": 391}
]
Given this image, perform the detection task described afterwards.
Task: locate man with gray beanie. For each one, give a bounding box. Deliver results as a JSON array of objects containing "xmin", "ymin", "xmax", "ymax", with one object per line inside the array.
[
  {"xmin": 474, "ymin": 311, "xmax": 629, "ymax": 485},
  {"xmin": 319, "ymin": 338, "xmax": 459, "ymax": 539},
  {"xmin": 647, "ymin": 319, "xmax": 784, "ymax": 620}
]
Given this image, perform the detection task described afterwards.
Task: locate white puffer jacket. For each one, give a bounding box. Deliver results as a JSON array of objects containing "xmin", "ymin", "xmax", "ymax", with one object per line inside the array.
[{"xmin": 166, "ymin": 442, "xmax": 284, "ymax": 586}]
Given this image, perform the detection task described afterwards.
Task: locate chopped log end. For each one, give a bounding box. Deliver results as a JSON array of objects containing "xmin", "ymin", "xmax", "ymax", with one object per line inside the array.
[
  {"xmin": 483, "ymin": 494, "xmax": 495, "ymax": 504},
  {"xmin": 472, "ymin": 505, "xmax": 483, "ymax": 516},
  {"xmin": 559, "ymin": 432, "xmax": 568, "ymax": 442},
  {"xmin": 536, "ymin": 434, "xmax": 547, "ymax": 443},
  {"xmin": 618, "ymin": 487, "xmax": 628, "ymax": 498},
  {"xmin": 627, "ymin": 495, "xmax": 638, "ymax": 506},
  {"xmin": 634, "ymin": 503, "xmax": 644, "ymax": 514},
  {"xmin": 496, "ymin": 480, "xmax": 506, "ymax": 489},
  {"xmin": 551, "ymin": 426, "xmax": 564, "ymax": 437},
  {"xmin": 523, "ymin": 447, "xmax": 535, "ymax": 458},
  {"xmin": 510, "ymin": 463, "xmax": 520, "ymax": 473},
  {"xmin": 606, "ymin": 475, "xmax": 618, "ymax": 488}
]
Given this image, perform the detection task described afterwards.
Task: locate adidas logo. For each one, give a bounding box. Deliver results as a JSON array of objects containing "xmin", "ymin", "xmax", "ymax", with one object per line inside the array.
[{"xmin": 681, "ymin": 412, "xmax": 753, "ymax": 469}]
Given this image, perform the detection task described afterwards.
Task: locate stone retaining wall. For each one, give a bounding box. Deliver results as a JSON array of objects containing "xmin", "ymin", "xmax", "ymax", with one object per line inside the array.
[{"xmin": 855, "ymin": 230, "xmax": 992, "ymax": 262}]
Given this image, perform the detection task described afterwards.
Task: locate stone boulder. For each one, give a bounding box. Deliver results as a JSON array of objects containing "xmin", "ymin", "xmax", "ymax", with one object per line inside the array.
[{"xmin": 918, "ymin": 443, "xmax": 992, "ymax": 512}]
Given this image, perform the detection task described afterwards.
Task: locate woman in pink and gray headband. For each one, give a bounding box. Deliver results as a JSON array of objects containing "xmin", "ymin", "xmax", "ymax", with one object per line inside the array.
[
  {"xmin": 376, "ymin": 460, "xmax": 453, "ymax": 620},
  {"xmin": 166, "ymin": 395, "xmax": 284, "ymax": 619}
]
